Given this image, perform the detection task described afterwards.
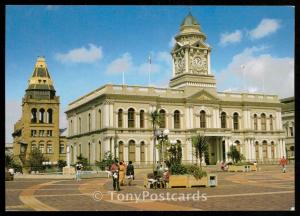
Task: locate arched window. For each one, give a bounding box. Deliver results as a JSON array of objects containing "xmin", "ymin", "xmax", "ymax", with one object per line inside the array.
[
  {"xmin": 118, "ymin": 141, "xmax": 124, "ymax": 161},
  {"xmin": 174, "ymin": 110, "xmax": 180, "ymax": 129},
  {"xmin": 31, "ymin": 108, "xmax": 37, "ymax": 123},
  {"xmin": 261, "ymin": 114, "xmax": 266, "ymax": 131},
  {"xmin": 140, "ymin": 110, "xmax": 145, "ymax": 128},
  {"xmin": 47, "ymin": 109, "xmax": 53, "ymax": 123},
  {"xmin": 128, "ymin": 108, "xmax": 135, "ymax": 128},
  {"xmin": 159, "ymin": 110, "xmax": 166, "ymax": 128},
  {"xmin": 39, "ymin": 108, "xmax": 45, "ymax": 123},
  {"xmin": 31, "ymin": 141, "xmax": 37, "ymax": 151},
  {"xmin": 254, "ymin": 114, "xmax": 258, "ymax": 130},
  {"xmin": 221, "ymin": 112, "xmax": 226, "ymax": 128},
  {"xmin": 39, "ymin": 141, "xmax": 45, "ymax": 153},
  {"xmin": 200, "ymin": 110, "xmax": 206, "ymax": 128},
  {"xmin": 269, "ymin": 115, "xmax": 273, "ymax": 131},
  {"xmin": 118, "ymin": 109, "xmax": 123, "ymax": 128},
  {"xmin": 255, "ymin": 142, "xmax": 259, "ymax": 160},
  {"xmin": 98, "ymin": 109, "xmax": 102, "ymax": 129},
  {"xmin": 271, "ymin": 141, "xmax": 275, "ymax": 159},
  {"xmin": 233, "ymin": 113, "xmax": 239, "ymax": 130},
  {"xmin": 262, "ymin": 140, "xmax": 268, "ymax": 159},
  {"xmin": 128, "ymin": 140, "xmax": 135, "ymax": 162},
  {"xmin": 88, "ymin": 113, "xmax": 91, "ymax": 132},
  {"xmin": 99, "ymin": 141, "xmax": 102, "ymax": 161},
  {"xmin": 140, "ymin": 141, "xmax": 145, "ymax": 162},
  {"xmin": 235, "ymin": 140, "xmax": 241, "ymax": 152}
]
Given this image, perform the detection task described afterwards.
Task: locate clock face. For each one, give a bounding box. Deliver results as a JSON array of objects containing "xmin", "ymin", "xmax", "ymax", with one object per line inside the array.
[{"xmin": 192, "ymin": 57, "xmax": 204, "ymax": 67}]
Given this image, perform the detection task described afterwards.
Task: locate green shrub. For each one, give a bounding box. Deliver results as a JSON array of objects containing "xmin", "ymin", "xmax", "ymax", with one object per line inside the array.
[
  {"xmin": 170, "ymin": 163, "xmax": 187, "ymax": 175},
  {"xmin": 96, "ymin": 151, "xmax": 116, "ymax": 171},
  {"xmin": 185, "ymin": 164, "xmax": 207, "ymax": 180}
]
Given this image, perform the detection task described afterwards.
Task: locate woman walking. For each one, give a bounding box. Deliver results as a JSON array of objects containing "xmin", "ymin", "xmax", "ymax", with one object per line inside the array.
[{"xmin": 119, "ymin": 161, "xmax": 125, "ymax": 186}]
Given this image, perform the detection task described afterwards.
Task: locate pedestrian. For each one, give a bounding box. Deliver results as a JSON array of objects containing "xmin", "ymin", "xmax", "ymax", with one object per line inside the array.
[
  {"xmin": 220, "ymin": 161, "xmax": 225, "ymax": 171},
  {"xmin": 75, "ymin": 163, "xmax": 83, "ymax": 182},
  {"xmin": 162, "ymin": 167, "xmax": 170, "ymax": 188},
  {"xmin": 126, "ymin": 161, "xmax": 135, "ymax": 186},
  {"xmin": 279, "ymin": 156, "xmax": 288, "ymax": 173},
  {"xmin": 110, "ymin": 160, "xmax": 120, "ymax": 191},
  {"xmin": 119, "ymin": 161, "xmax": 125, "ymax": 186}
]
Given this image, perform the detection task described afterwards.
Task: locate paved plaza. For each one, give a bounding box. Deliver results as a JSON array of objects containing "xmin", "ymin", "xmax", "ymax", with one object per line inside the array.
[{"xmin": 5, "ymin": 165, "xmax": 294, "ymax": 211}]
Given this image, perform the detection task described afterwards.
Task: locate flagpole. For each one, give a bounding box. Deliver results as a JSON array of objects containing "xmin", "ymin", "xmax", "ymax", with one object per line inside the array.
[
  {"xmin": 148, "ymin": 54, "xmax": 151, "ymax": 87},
  {"xmin": 122, "ymin": 71, "xmax": 125, "ymax": 85}
]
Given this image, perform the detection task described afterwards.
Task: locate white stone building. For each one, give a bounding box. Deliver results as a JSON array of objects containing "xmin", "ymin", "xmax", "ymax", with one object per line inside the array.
[{"xmin": 65, "ymin": 13, "xmax": 286, "ymax": 166}]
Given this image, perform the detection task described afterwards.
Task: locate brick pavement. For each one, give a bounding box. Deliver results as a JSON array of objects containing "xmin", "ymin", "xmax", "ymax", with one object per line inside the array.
[{"xmin": 5, "ymin": 165, "xmax": 294, "ymax": 211}]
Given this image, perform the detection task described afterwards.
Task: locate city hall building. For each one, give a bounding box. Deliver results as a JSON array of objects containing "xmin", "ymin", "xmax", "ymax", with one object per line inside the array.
[{"xmin": 65, "ymin": 13, "xmax": 286, "ymax": 166}]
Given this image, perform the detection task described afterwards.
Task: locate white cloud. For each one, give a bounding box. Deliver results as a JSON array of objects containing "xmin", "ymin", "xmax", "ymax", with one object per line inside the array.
[
  {"xmin": 219, "ymin": 30, "xmax": 242, "ymax": 46},
  {"xmin": 216, "ymin": 46, "xmax": 294, "ymax": 98},
  {"xmin": 5, "ymin": 100, "xmax": 22, "ymax": 143},
  {"xmin": 249, "ymin": 18, "xmax": 281, "ymax": 39},
  {"xmin": 55, "ymin": 44, "xmax": 103, "ymax": 63},
  {"xmin": 105, "ymin": 53, "xmax": 132, "ymax": 74},
  {"xmin": 137, "ymin": 63, "xmax": 160, "ymax": 74},
  {"xmin": 168, "ymin": 36, "xmax": 176, "ymax": 48},
  {"xmin": 156, "ymin": 51, "xmax": 172, "ymax": 66}
]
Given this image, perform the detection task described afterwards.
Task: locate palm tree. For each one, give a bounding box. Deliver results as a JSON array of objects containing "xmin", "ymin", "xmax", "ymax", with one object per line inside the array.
[
  {"xmin": 191, "ymin": 133, "xmax": 208, "ymax": 169},
  {"xmin": 150, "ymin": 109, "xmax": 160, "ymax": 171}
]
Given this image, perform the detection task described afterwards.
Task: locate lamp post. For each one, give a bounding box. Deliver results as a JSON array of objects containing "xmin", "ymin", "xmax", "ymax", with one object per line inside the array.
[{"xmin": 156, "ymin": 129, "xmax": 169, "ymax": 169}]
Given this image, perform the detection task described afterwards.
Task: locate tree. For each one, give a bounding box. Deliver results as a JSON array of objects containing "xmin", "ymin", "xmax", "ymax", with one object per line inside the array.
[
  {"xmin": 149, "ymin": 109, "xmax": 161, "ymax": 171},
  {"xmin": 227, "ymin": 145, "xmax": 243, "ymax": 163},
  {"xmin": 26, "ymin": 148, "xmax": 45, "ymax": 172},
  {"xmin": 192, "ymin": 133, "xmax": 208, "ymax": 169},
  {"xmin": 57, "ymin": 160, "xmax": 67, "ymax": 171},
  {"xmin": 96, "ymin": 151, "xmax": 116, "ymax": 171}
]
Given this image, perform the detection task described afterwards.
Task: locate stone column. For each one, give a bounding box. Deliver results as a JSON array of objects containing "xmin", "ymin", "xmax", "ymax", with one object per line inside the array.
[
  {"xmin": 189, "ymin": 107, "xmax": 193, "ymax": 128},
  {"xmin": 172, "ymin": 58, "xmax": 175, "ymax": 77},
  {"xmin": 104, "ymin": 103, "xmax": 110, "ymax": 128},
  {"xmin": 225, "ymin": 138, "xmax": 229, "ymax": 161},
  {"xmin": 109, "ymin": 103, "xmax": 114, "ymax": 127},
  {"xmin": 251, "ymin": 139, "xmax": 255, "ymax": 161},
  {"xmin": 124, "ymin": 143, "xmax": 129, "ymax": 162},
  {"xmin": 259, "ymin": 144, "xmax": 263, "ymax": 161},
  {"xmin": 185, "ymin": 48, "xmax": 189, "ymax": 73},
  {"xmin": 267, "ymin": 144, "xmax": 271, "ymax": 160},
  {"xmin": 282, "ymin": 139, "xmax": 286, "ymax": 158},
  {"xmin": 185, "ymin": 107, "xmax": 190, "ymax": 129},
  {"xmin": 92, "ymin": 108, "xmax": 96, "ymax": 131},
  {"xmin": 136, "ymin": 144, "xmax": 141, "ymax": 164},
  {"xmin": 278, "ymin": 139, "xmax": 282, "ymax": 158},
  {"xmin": 66, "ymin": 143, "xmax": 70, "ymax": 167}
]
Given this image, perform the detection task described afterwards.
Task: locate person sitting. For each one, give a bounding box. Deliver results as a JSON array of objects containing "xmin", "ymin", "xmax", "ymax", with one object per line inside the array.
[{"xmin": 162, "ymin": 168, "xmax": 170, "ymax": 188}]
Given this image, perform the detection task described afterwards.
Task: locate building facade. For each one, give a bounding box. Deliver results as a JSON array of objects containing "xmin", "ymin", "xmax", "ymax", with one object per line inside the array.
[
  {"xmin": 12, "ymin": 57, "xmax": 67, "ymax": 165},
  {"xmin": 65, "ymin": 13, "xmax": 286, "ymax": 166},
  {"xmin": 280, "ymin": 97, "xmax": 294, "ymax": 158}
]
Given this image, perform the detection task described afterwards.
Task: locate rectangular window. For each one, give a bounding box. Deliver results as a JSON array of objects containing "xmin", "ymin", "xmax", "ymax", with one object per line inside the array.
[
  {"xmin": 31, "ymin": 130, "xmax": 37, "ymax": 137},
  {"xmin": 47, "ymin": 130, "xmax": 52, "ymax": 137},
  {"xmin": 47, "ymin": 144, "xmax": 53, "ymax": 154},
  {"xmin": 59, "ymin": 144, "xmax": 65, "ymax": 154}
]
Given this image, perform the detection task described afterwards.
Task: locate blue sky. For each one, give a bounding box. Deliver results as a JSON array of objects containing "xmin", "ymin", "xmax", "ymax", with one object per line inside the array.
[{"xmin": 5, "ymin": 5, "xmax": 294, "ymax": 143}]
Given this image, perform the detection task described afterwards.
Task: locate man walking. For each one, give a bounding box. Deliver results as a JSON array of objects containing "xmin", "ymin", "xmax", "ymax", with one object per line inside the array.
[
  {"xmin": 75, "ymin": 163, "xmax": 83, "ymax": 181},
  {"xmin": 279, "ymin": 156, "xmax": 288, "ymax": 173},
  {"xmin": 110, "ymin": 160, "xmax": 120, "ymax": 191}
]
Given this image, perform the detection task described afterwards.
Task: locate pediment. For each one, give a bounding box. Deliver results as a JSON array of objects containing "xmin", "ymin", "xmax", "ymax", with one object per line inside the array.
[
  {"xmin": 187, "ymin": 89, "xmax": 219, "ymax": 101},
  {"xmin": 191, "ymin": 40, "xmax": 210, "ymax": 49}
]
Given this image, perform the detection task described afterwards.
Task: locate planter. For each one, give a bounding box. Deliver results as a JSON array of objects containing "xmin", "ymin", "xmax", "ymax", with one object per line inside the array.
[
  {"xmin": 228, "ymin": 165, "xmax": 257, "ymax": 172},
  {"xmin": 169, "ymin": 175, "xmax": 189, "ymax": 188},
  {"xmin": 188, "ymin": 175, "xmax": 208, "ymax": 187}
]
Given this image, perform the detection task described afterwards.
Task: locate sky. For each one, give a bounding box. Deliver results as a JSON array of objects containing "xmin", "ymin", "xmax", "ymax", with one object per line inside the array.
[{"xmin": 5, "ymin": 5, "xmax": 294, "ymax": 143}]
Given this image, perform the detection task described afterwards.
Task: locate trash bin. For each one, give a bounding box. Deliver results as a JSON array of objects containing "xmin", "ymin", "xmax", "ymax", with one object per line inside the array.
[{"xmin": 208, "ymin": 175, "xmax": 217, "ymax": 187}]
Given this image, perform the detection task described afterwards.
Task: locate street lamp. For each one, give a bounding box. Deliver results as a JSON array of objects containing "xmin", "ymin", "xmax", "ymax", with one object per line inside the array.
[{"xmin": 156, "ymin": 129, "xmax": 169, "ymax": 169}]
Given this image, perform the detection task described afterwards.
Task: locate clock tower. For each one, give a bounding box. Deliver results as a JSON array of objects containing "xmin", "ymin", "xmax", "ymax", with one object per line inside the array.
[{"xmin": 169, "ymin": 12, "xmax": 217, "ymax": 93}]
